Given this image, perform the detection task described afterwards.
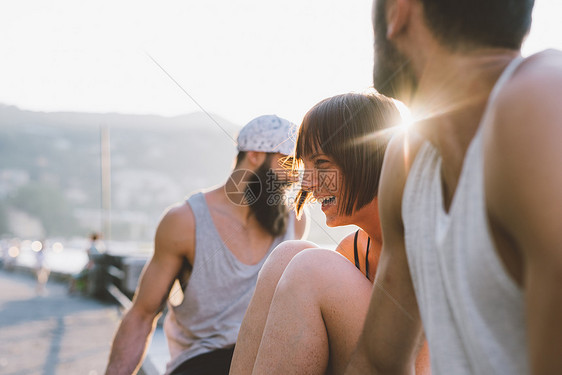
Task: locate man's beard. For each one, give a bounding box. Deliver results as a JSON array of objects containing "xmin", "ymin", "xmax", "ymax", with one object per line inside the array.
[
  {"xmin": 373, "ymin": 0, "xmax": 417, "ymax": 104},
  {"xmin": 244, "ymin": 161, "xmax": 290, "ymax": 237}
]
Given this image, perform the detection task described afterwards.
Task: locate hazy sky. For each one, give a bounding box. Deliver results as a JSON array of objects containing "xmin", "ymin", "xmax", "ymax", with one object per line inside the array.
[{"xmin": 1, "ymin": 0, "xmax": 560, "ymax": 126}]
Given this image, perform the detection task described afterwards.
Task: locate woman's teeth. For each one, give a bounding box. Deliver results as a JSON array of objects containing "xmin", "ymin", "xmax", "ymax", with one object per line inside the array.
[{"xmin": 321, "ymin": 196, "xmax": 336, "ymax": 204}]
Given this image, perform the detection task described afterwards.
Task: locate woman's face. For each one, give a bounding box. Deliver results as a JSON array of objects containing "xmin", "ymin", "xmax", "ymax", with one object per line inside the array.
[{"xmin": 301, "ymin": 151, "xmax": 353, "ymax": 227}]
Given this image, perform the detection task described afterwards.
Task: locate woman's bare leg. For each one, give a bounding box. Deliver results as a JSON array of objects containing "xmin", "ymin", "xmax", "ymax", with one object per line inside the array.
[
  {"xmin": 251, "ymin": 248, "xmax": 372, "ymax": 375},
  {"xmin": 230, "ymin": 240, "xmax": 318, "ymax": 375}
]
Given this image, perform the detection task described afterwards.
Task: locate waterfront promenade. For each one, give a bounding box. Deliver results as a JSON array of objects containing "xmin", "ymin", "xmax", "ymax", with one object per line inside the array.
[{"xmin": 0, "ymin": 269, "xmax": 120, "ymax": 375}]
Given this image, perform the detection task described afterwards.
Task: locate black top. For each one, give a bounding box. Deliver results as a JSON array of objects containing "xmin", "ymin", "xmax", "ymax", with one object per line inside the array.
[{"xmin": 353, "ymin": 229, "xmax": 370, "ymax": 280}]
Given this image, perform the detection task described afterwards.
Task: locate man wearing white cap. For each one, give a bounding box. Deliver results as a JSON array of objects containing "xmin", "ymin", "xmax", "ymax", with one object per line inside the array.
[{"xmin": 106, "ymin": 115, "xmax": 308, "ymax": 375}]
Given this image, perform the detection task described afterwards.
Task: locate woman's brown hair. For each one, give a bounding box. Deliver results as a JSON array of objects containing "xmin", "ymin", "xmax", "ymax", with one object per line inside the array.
[{"xmin": 293, "ymin": 91, "xmax": 400, "ymax": 218}]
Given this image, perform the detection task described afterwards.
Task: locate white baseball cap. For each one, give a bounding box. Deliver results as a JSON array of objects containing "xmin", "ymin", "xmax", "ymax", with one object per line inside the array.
[{"xmin": 236, "ymin": 115, "xmax": 296, "ymax": 156}]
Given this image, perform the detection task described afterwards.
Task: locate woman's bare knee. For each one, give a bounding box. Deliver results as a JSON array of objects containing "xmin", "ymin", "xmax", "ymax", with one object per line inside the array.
[
  {"xmin": 280, "ymin": 248, "xmax": 350, "ymax": 284},
  {"xmin": 257, "ymin": 240, "xmax": 318, "ymax": 283}
]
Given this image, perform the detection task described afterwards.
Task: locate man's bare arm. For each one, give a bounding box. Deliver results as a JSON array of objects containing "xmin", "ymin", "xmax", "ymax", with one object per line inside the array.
[
  {"xmin": 345, "ymin": 132, "xmax": 425, "ymax": 374},
  {"xmin": 485, "ymin": 51, "xmax": 562, "ymax": 375},
  {"xmin": 105, "ymin": 203, "xmax": 194, "ymax": 375}
]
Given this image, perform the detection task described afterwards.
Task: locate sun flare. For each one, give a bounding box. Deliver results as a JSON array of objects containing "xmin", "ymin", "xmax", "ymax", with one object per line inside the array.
[{"xmin": 394, "ymin": 100, "xmax": 414, "ymax": 130}]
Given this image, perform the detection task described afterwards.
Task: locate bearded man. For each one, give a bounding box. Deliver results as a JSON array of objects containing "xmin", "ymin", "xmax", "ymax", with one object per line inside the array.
[{"xmin": 105, "ymin": 115, "xmax": 308, "ymax": 375}]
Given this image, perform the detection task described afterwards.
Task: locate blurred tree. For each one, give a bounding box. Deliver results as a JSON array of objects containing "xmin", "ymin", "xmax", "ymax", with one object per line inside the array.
[
  {"xmin": 0, "ymin": 200, "xmax": 9, "ymax": 235},
  {"xmin": 8, "ymin": 182, "xmax": 80, "ymax": 237}
]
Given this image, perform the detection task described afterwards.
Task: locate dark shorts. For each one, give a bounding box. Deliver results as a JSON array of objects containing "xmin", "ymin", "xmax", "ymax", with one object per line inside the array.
[{"xmin": 169, "ymin": 347, "xmax": 235, "ymax": 375}]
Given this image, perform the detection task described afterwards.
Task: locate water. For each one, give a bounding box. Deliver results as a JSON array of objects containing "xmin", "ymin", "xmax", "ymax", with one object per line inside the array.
[
  {"xmin": 15, "ymin": 247, "xmax": 89, "ymax": 274},
  {"xmin": 5, "ymin": 240, "xmax": 153, "ymax": 274}
]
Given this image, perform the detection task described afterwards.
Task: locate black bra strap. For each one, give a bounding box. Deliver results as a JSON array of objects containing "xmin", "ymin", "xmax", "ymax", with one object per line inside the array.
[
  {"xmin": 353, "ymin": 230, "xmax": 360, "ymax": 270},
  {"xmin": 354, "ymin": 230, "xmax": 371, "ymax": 280},
  {"xmin": 365, "ymin": 237, "xmax": 371, "ymax": 280}
]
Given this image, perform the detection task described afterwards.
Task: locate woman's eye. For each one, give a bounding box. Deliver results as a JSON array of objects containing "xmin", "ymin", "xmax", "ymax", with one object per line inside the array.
[{"xmin": 314, "ymin": 159, "xmax": 331, "ymax": 168}]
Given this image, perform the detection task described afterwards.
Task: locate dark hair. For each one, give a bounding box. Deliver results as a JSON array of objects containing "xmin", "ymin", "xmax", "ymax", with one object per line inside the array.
[
  {"xmin": 294, "ymin": 92, "xmax": 400, "ymax": 217},
  {"xmin": 419, "ymin": 0, "xmax": 534, "ymax": 50},
  {"xmin": 235, "ymin": 151, "xmax": 247, "ymax": 167},
  {"xmin": 245, "ymin": 153, "xmax": 289, "ymax": 237}
]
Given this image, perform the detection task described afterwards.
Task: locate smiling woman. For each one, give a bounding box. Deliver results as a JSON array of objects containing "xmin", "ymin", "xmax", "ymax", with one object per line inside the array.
[
  {"xmin": 293, "ymin": 91, "xmax": 399, "ymax": 225},
  {"xmin": 229, "ymin": 91, "xmax": 431, "ymax": 375}
]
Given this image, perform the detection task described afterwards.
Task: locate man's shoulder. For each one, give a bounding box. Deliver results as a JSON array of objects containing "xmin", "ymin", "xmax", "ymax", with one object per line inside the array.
[
  {"xmin": 155, "ymin": 201, "xmax": 196, "ymax": 259},
  {"xmin": 495, "ymin": 50, "xmax": 562, "ymax": 109},
  {"xmin": 158, "ymin": 201, "xmax": 196, "ymax": 235},
  {"xmin": 520, "ymin": 49, "xmax": 562, "ymax": 77},
  {"xmin": 486, "ymin": 50, "xmax": 562, "ymax": 141}
]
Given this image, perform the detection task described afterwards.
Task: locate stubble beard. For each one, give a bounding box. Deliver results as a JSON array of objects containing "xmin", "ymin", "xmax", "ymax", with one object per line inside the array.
[{"xmin": 372, "ymin": 0, "xmax": 418, "ymax": 105}]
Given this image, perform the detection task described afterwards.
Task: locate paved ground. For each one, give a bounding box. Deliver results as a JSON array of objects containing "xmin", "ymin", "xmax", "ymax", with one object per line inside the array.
[{"xmin": 0, "ymin": 269, "xmax": 121, "ymax": 375}]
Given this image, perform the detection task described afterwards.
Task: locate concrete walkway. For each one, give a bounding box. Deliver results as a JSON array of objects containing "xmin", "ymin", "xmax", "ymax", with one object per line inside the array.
[{"xmin": 0, "ymin": 269, "xmax": 121, "ymax": 375}]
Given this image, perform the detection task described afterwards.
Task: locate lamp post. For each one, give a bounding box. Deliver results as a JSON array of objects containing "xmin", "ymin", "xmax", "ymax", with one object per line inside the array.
[{"xmin": 100, "ymin": 124, "xmax": 111, "ymax": 242}]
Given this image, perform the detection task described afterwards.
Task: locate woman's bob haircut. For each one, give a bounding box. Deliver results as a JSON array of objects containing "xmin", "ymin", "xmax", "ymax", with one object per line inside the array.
[{"xmin": 293, "ymin": 91, "xmax": 400, "ymax": 218}]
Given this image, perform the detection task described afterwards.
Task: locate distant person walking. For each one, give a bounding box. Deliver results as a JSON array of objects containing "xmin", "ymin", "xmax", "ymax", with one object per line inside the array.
[
  {"xmin": 105, "ymin": 115, "xmax": 308, "ymax": 375},
  {"xmin": 34, "ymin": 240, "xmax": 49, "ymax": 295},
  {"xmin": 68, "ymin": 232, "xmax": 103, "ymax": 295}
]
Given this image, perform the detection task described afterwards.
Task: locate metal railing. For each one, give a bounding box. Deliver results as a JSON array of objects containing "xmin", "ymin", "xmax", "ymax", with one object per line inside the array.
[{"xmin": 90, "ymin": 254, "xmax": 162, "ymax": 375}]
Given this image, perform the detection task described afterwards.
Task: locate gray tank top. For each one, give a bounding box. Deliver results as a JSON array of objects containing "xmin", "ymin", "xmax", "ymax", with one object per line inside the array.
[
  {"xmin": 163, "ymin": 192, "xmax": 295, "ymax": 374},
  {"xmin": 402, "ymin": 57, "xmax": 529, "ymax": 374}
]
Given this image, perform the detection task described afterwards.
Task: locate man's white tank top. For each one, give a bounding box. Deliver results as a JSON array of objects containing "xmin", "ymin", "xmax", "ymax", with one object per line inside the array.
[{"xmin": 402, "ymin": 56, "xmax": 529, "ymax": 374}]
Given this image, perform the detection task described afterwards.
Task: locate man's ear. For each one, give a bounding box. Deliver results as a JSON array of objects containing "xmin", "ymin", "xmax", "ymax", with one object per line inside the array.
[
  {"xmin": 245, "ymin": 151, "xmax": 267, "ymax": 168},
  {"xmin": 386, "ymin": 0, "xmax": 412, "ymax": 39}
]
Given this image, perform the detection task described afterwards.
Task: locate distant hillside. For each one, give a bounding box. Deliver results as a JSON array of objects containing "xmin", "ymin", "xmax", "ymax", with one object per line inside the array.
[
  {"xmin": 0, "ymin": 104, "xmax": 240, "ymax": 240},
  {"xmin": 0, "ymin": 104, "xmax": 354, "ymax": 245}
]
